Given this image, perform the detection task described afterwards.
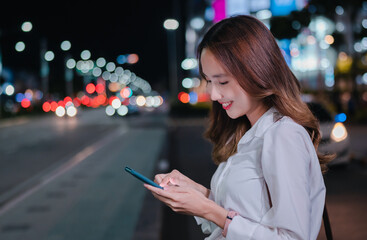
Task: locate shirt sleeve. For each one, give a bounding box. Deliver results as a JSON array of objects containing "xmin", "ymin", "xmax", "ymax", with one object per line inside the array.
[
  {"xmin": 194, "ymin": 190, "xmax": 218, "ymax": 234},
  {"xmin": 226, "ymin": 121, "xmax": 314, "ymax": 240}
]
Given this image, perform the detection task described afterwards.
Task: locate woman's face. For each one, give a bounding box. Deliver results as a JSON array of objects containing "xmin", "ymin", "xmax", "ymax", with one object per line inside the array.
[{"xmin": 200, "ymin": 48, "xmax": 266, "ymax": 124}]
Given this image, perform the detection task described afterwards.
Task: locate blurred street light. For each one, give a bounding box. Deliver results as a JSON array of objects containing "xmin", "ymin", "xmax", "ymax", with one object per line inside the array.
[
  {"xmin": 96, "ymin": 57, "xmax": 106, "ymax": 68},
  {"xmin": 81, "ymin": 50, "xmax": 91, "ymax": 60},
  {"xmin": 163, "ymin": 18, "xmax": 179, "ymax": 100},
  {"xmin": 40, "ymin": 38, "xmax": 50, "ymax": 100},
  {"xmin": 15, "ymin": 41, "xmax": 26, "ymax": 52},
  {"xmin": 0, "ymin": 21, "xmax": 33, "ymax": 118},
  {"xmin": 44, "ymin": 51, "xmax": 55, "ymax": 61},
  {"xmin": 163, "ymin": 19, "xmax": 179, "ymax": 30},
  {"xmin": 60, "ymin": 40, "xmax": 71, "ymax": 51},
  {"xmin": 190, "ymin": 17, "xmax": 204, "ymax": 30},
  {"xmin": 61, "ymin": 40, "xmax": 73, "ymax": 96},
  {"xmin": 21, "ymin": 21, "xmax": 33, "ymax": 32}
]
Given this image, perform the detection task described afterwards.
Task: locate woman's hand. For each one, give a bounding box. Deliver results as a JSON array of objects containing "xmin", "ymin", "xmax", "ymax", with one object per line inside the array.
[
  {"xmin": 145, "ymin": 169, "xmax": 228, "ymax": 228},
  {"xmin": 144, "ymin": 183, "xmax": 210, "ymax": 216},
  {"xmin": 154, "ymin": 169, "xmax": 210, "ymax": 197}
]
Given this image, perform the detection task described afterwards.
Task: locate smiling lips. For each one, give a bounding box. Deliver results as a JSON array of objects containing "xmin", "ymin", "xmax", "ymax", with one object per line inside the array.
[{"xmin": 220, "ymin": 101, "xmax": 233, "ymax": 110}]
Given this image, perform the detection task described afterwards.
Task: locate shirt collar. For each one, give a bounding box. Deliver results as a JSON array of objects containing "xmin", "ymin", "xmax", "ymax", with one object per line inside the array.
[{"xmin": 238, "ymin": 107, "xmax": 281, "ymax": 145}]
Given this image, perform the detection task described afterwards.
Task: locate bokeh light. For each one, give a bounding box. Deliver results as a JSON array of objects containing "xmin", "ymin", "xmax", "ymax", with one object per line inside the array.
[
  {"xmin": 66, "ymin": 106, "xmax": 77, "ymax": 117},
  {"xmin": 43, "ymin": 102, "xmax": 51, "ymax": 112},
  {"xmin": 45, "ymin": 51, "xmax": 55, "ymax": 61},
  {"xmin": 105, "ymin": 105, "xmax": 115, "ymax": 116},
  {"xmin": 106, "ymin": 62, "xmax": 116, "ymax": 72},
  {"xmin": 96, "ymin": 57, "xmax": 106, "ymax": 67},
  {"xmin": 21, "ymin": 21, "xmax": 33, "ymax": 32},
  {"xmin": 111, "ymin": 98, "xmax": 122, "ymax": 109},
  {"xmin": 66, "ymin": 59, "xmax": 76, "ymax": 69},
  {"xmin": 15, "ymin": 41, "xmax": 26, "ymax": 52},
  {"xmin": 117, "ymin": 105, "xmax": 128, "ymax": 116},
  {"xmin": 136, "ymin": 96, "xmax": 146, "ymax": 106},
  {"xmin": 81, "ymin": 50, "xmax": 91, "ymax": 60},
  {"xmin": 61, "ymin": 40, "xmax": 71, "ymax": 51},
  {"xmin": 120, "ymin": 87, "xmax": 133, "ymax": 98},
  {"xmin": 5, "ymin": 84, "xmax": 15, "ymax": 96},
  {"xmin": 86, "ymin": 83, "xmax": 96, "ymax": 94},
  {"xmin": 178, "ymin": 92, "xmax": 190, "ymax": 103},
  {"xmin": 95, "ymin": 83, "xmax": 105, "ymax": 94},
  {"xmin": 164, "ymin": 19, "xmax": 179, "ymax": 30},
  {"xmin": 21, "ymin": 99, "xmax": 31, "ymax": 108},
  {"xmin": 335, "ymin": 113, "xmax": 347, "ymax": 123},
  {"xmin": 55, "ymin": 106, "xmax": 66, "ymax": 117},
  {"xmin": 50, "ymin": 101, "xmax": 58, "ymax": 112},
  {"xmin": 127, "ymin": 54, "xmax": 139, "ymax": 64}
]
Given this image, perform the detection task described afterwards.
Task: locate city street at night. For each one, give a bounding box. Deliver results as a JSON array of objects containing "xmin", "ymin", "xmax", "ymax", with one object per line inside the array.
[{"xmin": 1, "ymin": 0, "xmax": 367, "ymax": 240}]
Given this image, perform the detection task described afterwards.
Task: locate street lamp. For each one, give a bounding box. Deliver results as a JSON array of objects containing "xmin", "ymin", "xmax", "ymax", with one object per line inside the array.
[
  {"xmin": 40, "ymin": 38, "xmax": 55, "ymax": 100},
  {"xmin": 163, "ymin": 18, "xmax": 179, "ymax": 101},
  {"xmin": 61, "ymin": 40, "xmax": 73, "ymax": 97}
]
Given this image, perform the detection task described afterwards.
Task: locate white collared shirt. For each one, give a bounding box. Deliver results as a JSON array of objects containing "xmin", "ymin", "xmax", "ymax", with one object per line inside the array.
[{"xmin": 195, "ymin": 108, "xmax": 326, "ymax": 240}]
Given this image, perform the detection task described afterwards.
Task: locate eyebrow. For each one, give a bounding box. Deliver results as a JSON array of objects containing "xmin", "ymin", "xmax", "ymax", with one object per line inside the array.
[{"xmin": 202, "ymin": 73, "xmax": 228, "ymax": 79}]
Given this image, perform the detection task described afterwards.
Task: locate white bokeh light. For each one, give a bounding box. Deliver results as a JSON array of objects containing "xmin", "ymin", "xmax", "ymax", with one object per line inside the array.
[
  {"xmin": 55, "ymin": 106, "xmax": 66, "ymax": 117},
  {"xmin": 163, "ymin": 19, "xmax": 179, "ymax": 30},
  {"xmin": 61, "ymin": 40, "xmax": 71, "ymax": 51},
  {"xmin": 15, "ymin": 41, "xmax": 26, "ymax": 52}
]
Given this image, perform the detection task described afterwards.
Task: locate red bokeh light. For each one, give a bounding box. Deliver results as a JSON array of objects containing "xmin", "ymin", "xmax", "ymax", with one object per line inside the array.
[
  {"xmin": 58, "ymin": 100, "xmax": 65, "ymax": 107},
  {"xmin": 127, "ymin": 54, "xmax": 139, "ymax": 64},
  {"xmin": 42, "ymin": 102, "xmax": 51, "ymax": 112},
  {"xmin": 21, "ymin": 99, "xmax": 31, "ymax": 108},
  {"xmin": 96, "ymin": 95, "xmax": 107, "ymax": 105},
  {"xmin": 86, "ymin": 83, "xmax": 96, "ymax": 94},
  {"xmin": 81, "ymin": 95, "xmax": 90, "ymax": 105},
  {"xmin": 50, "ymin": 101, "xmax": 58, "ymax": 112},
  {"xmin": 64, "ymin": 96, "xmax": 72, "ymax": 103},
  {"xmin": 95, "ymin": 83, "xmax": 105, "ymax": 94},
  {"xmin": 178, "ymin": 92, "xmax": 190, "ymax": 103},
  {"xmin": 73, "ymin": 97, "xmax": 81, "ymax": 107}
]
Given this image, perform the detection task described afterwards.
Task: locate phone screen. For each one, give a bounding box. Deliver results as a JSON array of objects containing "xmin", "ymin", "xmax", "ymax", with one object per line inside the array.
[{"xmin": 125, "ymin": 166, "xmax": 163, "ymax": 189}]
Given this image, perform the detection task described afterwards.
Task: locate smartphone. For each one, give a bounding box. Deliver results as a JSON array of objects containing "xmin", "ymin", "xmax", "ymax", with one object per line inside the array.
[{"xmin": 125, "ymin": 166, "xmax": 163, "ymax": 189}]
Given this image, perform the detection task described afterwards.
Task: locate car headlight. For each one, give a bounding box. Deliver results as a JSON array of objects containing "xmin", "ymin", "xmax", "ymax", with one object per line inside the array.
[{"xmin": 330, "ymin": 122, "xmax": 348, "ymax": 142}]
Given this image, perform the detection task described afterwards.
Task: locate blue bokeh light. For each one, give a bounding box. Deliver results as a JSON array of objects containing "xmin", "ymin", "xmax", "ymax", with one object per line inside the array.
[
  {"xmin": 16, "ymin": 93, "xmax": 25, "ymax": 103},
  {"xmin": 189, "ymin": 92, "xmax": 198, "ymax": 104},
  {"xmin": 335, "ymin": 113, "xmax": 347, "ymax": 123}
]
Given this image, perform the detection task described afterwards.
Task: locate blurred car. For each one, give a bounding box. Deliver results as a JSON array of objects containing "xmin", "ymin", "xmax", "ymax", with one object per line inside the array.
[{"xmin": 307, "ymin": 102, "xmax": 351, "ymax": 166}]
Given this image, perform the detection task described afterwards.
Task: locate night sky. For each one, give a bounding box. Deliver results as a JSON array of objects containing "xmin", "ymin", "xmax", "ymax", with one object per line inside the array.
[{"xmin": 0, "ymin": 1, "xmax": 188, "ymax": 95}]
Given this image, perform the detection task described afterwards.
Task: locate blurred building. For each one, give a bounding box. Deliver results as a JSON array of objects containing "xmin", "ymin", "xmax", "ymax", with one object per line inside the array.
[{"xmin": 179, "ymin": 0, "xmax": 367, "ymax": 121}]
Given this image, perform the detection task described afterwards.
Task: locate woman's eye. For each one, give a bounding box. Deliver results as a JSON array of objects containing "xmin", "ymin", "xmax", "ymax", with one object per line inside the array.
[{"xmin": 219, "ymin": 81, "xmax": 228, "ymax": 85}]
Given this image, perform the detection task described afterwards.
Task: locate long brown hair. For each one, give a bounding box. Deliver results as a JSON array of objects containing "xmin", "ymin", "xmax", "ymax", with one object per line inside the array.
[{"xmin": 197, "ymin": 15, "xmax": 332, "ymax": 173}]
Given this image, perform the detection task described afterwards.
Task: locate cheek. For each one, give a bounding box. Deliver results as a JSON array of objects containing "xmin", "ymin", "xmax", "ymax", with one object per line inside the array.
[
  {"xmin": 205, "ymin": 85, "xmax": 213, "ymax": 97},
  {"xmin": 234, "ymin": 88, "xmax": 250, "ymax": 102}
]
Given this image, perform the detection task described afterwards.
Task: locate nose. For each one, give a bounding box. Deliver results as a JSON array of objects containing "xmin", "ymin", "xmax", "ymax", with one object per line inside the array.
[{"xmin": 208, "ymin": 85, "xmax": 222, "ymax": 101}]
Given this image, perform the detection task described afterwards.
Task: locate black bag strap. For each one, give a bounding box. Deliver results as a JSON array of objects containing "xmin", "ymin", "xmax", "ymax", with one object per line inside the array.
[{"xmin": 323, "ymin": 204, "xmax": 333, "ymax": 240}]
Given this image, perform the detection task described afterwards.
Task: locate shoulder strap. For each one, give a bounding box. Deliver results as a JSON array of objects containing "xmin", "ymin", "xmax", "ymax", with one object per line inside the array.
[{"xmin": 323, "ymin": 204, "xmax": 333, "ymax": 240}]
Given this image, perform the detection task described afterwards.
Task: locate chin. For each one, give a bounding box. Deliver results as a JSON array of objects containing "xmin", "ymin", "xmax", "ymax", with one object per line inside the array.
[{"xmin": 226, "ymin": 112, "xmax": 241, "ymax": 119}]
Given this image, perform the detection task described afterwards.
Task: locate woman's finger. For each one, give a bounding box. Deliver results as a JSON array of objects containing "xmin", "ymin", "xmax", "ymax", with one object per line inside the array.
[{"xmin": 154, "ymin": 174, "xmax": 167, "ymax": 184}]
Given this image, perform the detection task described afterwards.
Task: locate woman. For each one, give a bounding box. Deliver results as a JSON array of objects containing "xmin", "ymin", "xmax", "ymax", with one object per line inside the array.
[{"xmin": 144, "ymin": 15, "xmax": 332, "ymax": 239}]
